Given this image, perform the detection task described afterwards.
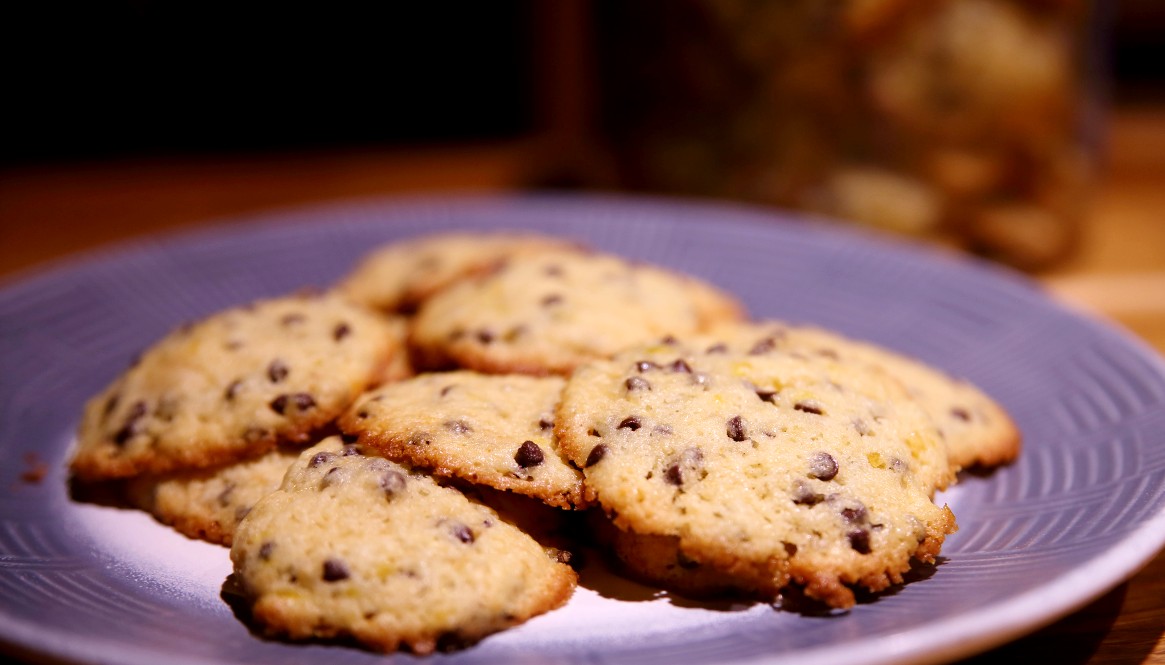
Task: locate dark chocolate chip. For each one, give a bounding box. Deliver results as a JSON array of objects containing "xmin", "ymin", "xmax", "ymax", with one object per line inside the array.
[
  {"xmin": 267, "ymin": 359, "xmax": 289, "ymax": 383},
  {"xmin": 635, "ymin": 360, "xmax": 660, "ymax": 373},
  {"xmin": 791, "ymin": 480, "xmax": 824, "ymax": 506},
  {"xmin": 451, "ymin": 523, "xmax": 475, "ymax": 544},
  {"xmin": 320, "ymin": 466, "xmax": 344, "ymax": 489},
  {"xmin": 670, "ymin": 359, "xmax": 692, "ymax": 373},
  {"xmin": 541, "ymin": 294, "xmax": 563, "ymax": 307},
  {"xmin": 808, "ymin": 452, "xmax": 839, "ymax": 481},
  {"xmin": 841, "ymin": 504, "xmax": 869, "ymax": 524},
  {"xmin": 380, "ymin": 469, "xmax": 407, "ymax": 497},
  {"xmin": 748, "ymin": 337, "xmax": 778, "ymax": 355},
  {"xmin": 706, "ymin": 343, "xmax": 728, "ymax": 354},
  {"xmin": 663, "ymin": 447, "xmax": 704, "ymax": 486},
  {"xmin": 951, "ymin": 407, "xmax": 971, "ymax": 422},
  {"xmin": 113, "ymin": 401, "xmax": 148, "ymax": 445},
  {"xmin": 322, "ymin": 557, "xmax": 350, "ymax": 581},
  {"xmin": 794, "ymin": 401, "xmax": 824, "ymax": 415},
  {"xmin": 585, "ymin": 444, "xmax": 608, "ymax": 467},
  {"xmin": 270, "ymin": 393, "xmax": 316, "ymax": 415},
  {"xmin": 848, "ymin": 529, "xmax": 871, "ymax": 554},
  {"xmin": 476, "ymin": 329, "xmax": 495, "ymax": 344},
  {"xmin": 333, "ymin": 322, "xmax": 352, "ymax": 341},
  {"xmin": 216, "ymin": 482, "xmax": 236, "ymax": 507},
  {"xmin": 625, "ymin": 376, "xmax": 651, "ymax": 392},
  {"xmin": 309, "ymin": 451, "xmax": 336, "ymax": 468},
  {"xmin": 224, "ymin": 379, "xmax": 242, "ymax": 401},
  {"xmin": 756, "ymin": 389, "xmax": 777, "ymax": 403},
  {"xmin": 439, "ymin": 384, "xmax": 456, "ymax": 397},
  {"xmin": 281, "ymin": 313, "xmax": 306, "ymax": 326},
  {"xmin": 102, "ymin": 393, "xmax": 120, "ymax": 419},
  {"xmin": 660, "ymin": 335, "xmax": 678, "ymax": 345},
  {"xmin": 538, "ymin": 417, "xmax": 554, "ymax": 431},
  {"xmin": 617, "ymin": 416, "xmax": 642, "ymax": 431},
  {"xmin": 444, "ymin": 419, "xmax": 472, "ymax": 434},
  {"xmin": 726, "ymin": 415, "xmax": 747, "ymax": 442},
  {"xmin": 514, "ymin": 440, "xmax": 545, "ymax": 468},
  {"xmin": 783, "ymin": 542, "xmax": 798, "ymax": 556},
  {"xmin": 258, "ymin": 541, "xmax": 274, "ymax": 560}
]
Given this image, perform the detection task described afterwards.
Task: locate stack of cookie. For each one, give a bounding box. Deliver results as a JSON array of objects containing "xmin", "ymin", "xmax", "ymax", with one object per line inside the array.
[{"xmin": 69, "ymin": 231, "xmax": 1019, "ymax": 653}]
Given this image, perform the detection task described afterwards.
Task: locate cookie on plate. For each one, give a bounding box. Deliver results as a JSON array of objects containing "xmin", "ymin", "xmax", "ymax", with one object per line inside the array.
[
  {"xmin": 340, "ymin": 371, "xmax": 586, "ymax": 509},
  {"xmin": 125, "ymin": 448, "xmax": 301, "ymax": 546},
  {"xmin": 70, "ymin": 293, "xmax": 402, "ymax": 481},
  {"xmin": 409, "ymin": 249, "xmax": 746, "ymax": 376},
  {"xmin": 556, "ymin": 333, "xmax": 956, "ymax": 608},
  {"xmin": 230, "ymin": 437, "xmax": 577, "ymax": 654},
  {"xmin": 335, "ymin": 231, "xmax": 580, "ymax": 313},
  {"xmin": 705, "ymin": 321, "xmax": 1021, "ymax": 470}
]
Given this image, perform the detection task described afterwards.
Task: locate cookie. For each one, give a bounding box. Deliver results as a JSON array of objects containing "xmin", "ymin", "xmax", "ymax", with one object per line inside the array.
[
  {"xmin": 705, "ymin": 321, "xmax": 1021, "ymax": 470},
  {"xmin": 409, "ymin": 249, "xmax": 746, "ymax": 375},
  {"xmin": 229, "ymin": 437, "xmax": 577, "ymax": 653},
  {"xmin": 335, "ymin": 232, "xmax": 580, "ymax": 313},
  {"xmin": 556, "ymin": 334, "xmax": 956, "ymax": 608},
  {"xmin": 125, "ymin": 448, "xmax": 301, "ymax": 546},
  {"xmin": 70, "ymin": 293, "xmax": 402, "ymax": 481},
  {"xmin": 340, "ymin": 371, "xmax": 586, "ymax": 509}
]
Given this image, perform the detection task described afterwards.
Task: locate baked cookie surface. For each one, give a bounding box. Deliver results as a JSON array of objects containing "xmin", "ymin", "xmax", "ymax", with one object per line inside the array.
[
  {"xmin": 335, "ymin": 231, "xmax": 578, "ymax": 313},
  {"xmin": 410, "ymin": 249, "xmax": 745, "ymax": 375},
  {"xmin": 229, "ymin": 438, "xmax": 577, "ymax": 653},
  {"xmin": 125, "ymin": 448, "xmax": 301, "ymax": 546},
  {"xmin": 556, "ymin": 333, "xmax": 956, "ymax": 607},
  {"xmin": 70, "ymin": 293, "xmax": 401, "ymax": 481},
  {"xmin": 706, "ymin": 321, "xmax": 1021, "ymax": 470},
  {"xmin": 340, "ymin": 371, "xmax": 586, "ymax": 509}
]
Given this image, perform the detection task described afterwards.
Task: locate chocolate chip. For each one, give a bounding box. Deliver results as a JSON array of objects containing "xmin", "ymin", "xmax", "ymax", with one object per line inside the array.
[
  {"xmin": 783, "ymin": 542, "xmax": 798, "ymax": 556},
  {"xmin": 444, "ymin": 419, "xmax": 472, "ymax": 434},
  {"xmin": 267, "ymin": 359, "xmax": 289, "ymax": 383},
  {"xmin": 625, "ymin": 376, "xmax": 651, "ymax": 392},
  {"xmin": 848, "ymin": 529, "xmax": 871, "ymax": 554},
  {"xmin": 541, "ymin": 294, "xmax": 563, "ymax": 306},
  {"xmin": 514, "ymin": 440, "xmax": 544, "ymax": 468},
  {"xmin": 281, "ymin": 313, "xmax": 306, "ymax": 326},
  {"xmin": 439, "ymin": 384, "xmax": 456, "ymax": 397},
  {"xmin": 451, "ymin": 522, "xmax": 475, "ymax": 544},
  {"xmin": 102, "ymin": 393, "xmax": 119, "ymax": 419},
  {"xmin": 333, "ymin": 322, "xmax": 352, "ymax": 341},
  {"xmin": 841, "ymin": 504, "xmax": 868, "ymax": 524},
  {"xmin": 794, "ymin": 401, "xmax": 824, "ymax": 415},
  {"xmin": 749, "ymin": 337, "xmax": 778, "ymax": 355},
  {"xmin": 663, "ymin": 447, "xmax": 704, "ymax": 486},
  {"xmin": 270, "ymin": 393, "xmax": 315, "ymax": 415},
  {"xmin": 670, "ymin": 359, "xmax": 692, "ymax": 373},
  {"xmin": 585, "ymin": 444, "xmax": 608, "ymax": 467},
  {"xmin": 660, "ymin": 335, "xmax": 678, "ymax": 345},
  {"xmin": 635, "ymin": 360, "xmax": 660, "ymax": 372},
  {"xmin": 726, "ymin": 415, "xmax": 747, "ymax": 442},
  {"xmin": 216, "ymin": 482, "xmax": 236, "ymax": 507},
  {"xmin": 538, "ymin": 417, "xmax": 554, "ymax": 431},
  {"xmin": 706, "ymin": 343, "xmax": 728, "ymax": 354},
  {"xmin": 258, "ymin": 541, "xmax": 274, "ymax": 560},
  {"xmin": 791, "ymin": 480, "xmax": 824, "ymax": 506},
  {"xmin": 113, "ymin": 401, "xmax": 148, "ymax": 445},
  {"xmin": 476, "ymin": 329, "xmax": 495, "ymax": 344},
  {"xmin": 224, "ymin": 379, "xmax": 242, "ymax": 401},
  {"xmin": 380, "ymin": 469, "xmax": 407, "ymax": 497},
  {"xmin": 808, "ymin": 452, "xmax": 838, "ymax": 481},
  {"xmin": 951, "ymin": 407, "xmax": 971, "ymax": 422},
  {"xmin": 340, "ymin": 433, "xmax": 359, "ymax": 445},
  {"xmin": 309, "ymin": 451, "xmax": 336, "ymax": 468},
  {"xmin": 322, "ymin": 557, "xmax": 350, "ymax": 581},
  {"xmin": 617, "ymin": 416, "xmax": 642, "ymax": 431},
  {"xmin": 756, "ymin": 389, "xmax": 777, "ymax": 403}
]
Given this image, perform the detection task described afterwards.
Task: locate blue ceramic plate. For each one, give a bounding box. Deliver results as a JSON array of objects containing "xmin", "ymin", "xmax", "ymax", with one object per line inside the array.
[{"xmin": 2, "ymin": 194, "xmax": 1164, "ymax": 665}]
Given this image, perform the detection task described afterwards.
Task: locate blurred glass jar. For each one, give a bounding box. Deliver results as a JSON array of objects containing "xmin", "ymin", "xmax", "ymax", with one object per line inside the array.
[{"xmin": 594, "ymin": 0, "xmax": 1105, "ymax": 270}]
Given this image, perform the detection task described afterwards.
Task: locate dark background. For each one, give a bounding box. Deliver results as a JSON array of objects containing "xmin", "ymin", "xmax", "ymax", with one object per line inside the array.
[{"xmin": 1, "ymin": 1, "xmax": 1161, "ymax": 168}]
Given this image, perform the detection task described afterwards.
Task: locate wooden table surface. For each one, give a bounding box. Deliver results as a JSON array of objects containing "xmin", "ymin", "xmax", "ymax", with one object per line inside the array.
[{"xmin": 1, "ymin": 109, "xmax": 1163, "ymax": 664}]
